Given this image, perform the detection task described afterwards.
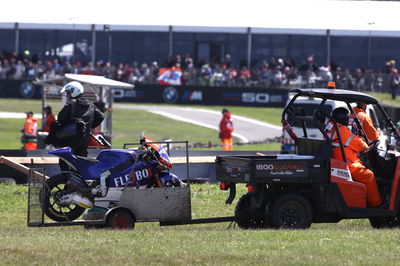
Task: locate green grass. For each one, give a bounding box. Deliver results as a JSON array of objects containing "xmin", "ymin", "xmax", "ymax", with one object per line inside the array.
[
  {"xmin": 0, "ymin": 119, "xmax": 26, "ymax": 149},
  {"xmin": 2, "ymin": 183, "xmax": 400, "ymax": 265},
  {"xmin": 0, "ymin": 98, "xmax": 64, "ymax": 114},
  {"xmin": 111, "ymin": 108, "xmax": 223, "ymax": 148},
  {"xmin": 362, "ymin": 91, "xmax": 400, "ymax": 107}
]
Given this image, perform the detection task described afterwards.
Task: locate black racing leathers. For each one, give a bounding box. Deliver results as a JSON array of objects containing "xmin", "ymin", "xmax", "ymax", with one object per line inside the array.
[{"xmin": 57, "ymin": 96, "xmax": 104, "ymax": 156}]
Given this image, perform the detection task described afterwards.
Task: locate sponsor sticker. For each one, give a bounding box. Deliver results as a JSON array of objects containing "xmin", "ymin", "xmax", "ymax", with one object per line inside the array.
[
  {"xmin": 226, "ymin": 167, "xmax": 241, "ymax": 178},
  {"xmin": 256, "ymin": 162, "xmax": 306, "ymax": 177},
  {"xmin": 331, "ymin": 167, "xmax": 352, "ymax": 181}
]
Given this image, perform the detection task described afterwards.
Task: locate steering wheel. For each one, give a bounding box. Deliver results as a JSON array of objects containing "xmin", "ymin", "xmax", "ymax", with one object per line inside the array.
[{"xmin": 360, "ymin": 139, "xmax": 380, "ymax": 156}]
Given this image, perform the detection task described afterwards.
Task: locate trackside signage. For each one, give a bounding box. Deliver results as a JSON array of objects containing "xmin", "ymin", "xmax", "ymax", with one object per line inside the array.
[
  {"xmin": 0, "ymin": 79, "xmax": 41, "ymax": 99},
  {"xmin": 255, "ymin": 162, "xmax": 307, "ymax": 177},
  {"xmin": 113, "ymin": 84, "xmax": 288, "ymax": 107}
]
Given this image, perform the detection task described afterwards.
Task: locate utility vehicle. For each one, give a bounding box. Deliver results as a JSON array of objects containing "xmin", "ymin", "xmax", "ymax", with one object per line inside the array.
[{"xmin": 217, "ymin": 88, "xmax": 400, "ymax": 229}]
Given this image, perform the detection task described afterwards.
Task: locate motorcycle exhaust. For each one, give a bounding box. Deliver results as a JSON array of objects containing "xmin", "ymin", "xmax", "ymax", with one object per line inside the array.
[
  {"xmin": 71, "ymin": 194, "xmax": 94, "ymax": 208},
  {"xmin": 58, "ymin": 192, "xmax": 94, "ymax": 209}
]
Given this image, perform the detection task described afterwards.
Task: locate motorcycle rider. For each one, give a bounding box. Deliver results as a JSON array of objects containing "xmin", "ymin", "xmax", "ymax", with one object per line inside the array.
[
  {"xmin": 330, "ymin": 107, "xmax": 382, "ymax": 207},
  {"xmin": 47, "ymin": 81, "xmax": 104, "ymax": 170}
]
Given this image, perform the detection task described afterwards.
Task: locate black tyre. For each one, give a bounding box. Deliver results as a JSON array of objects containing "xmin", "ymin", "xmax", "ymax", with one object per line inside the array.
[
  {"xmin": 270, "ymin": 193, "xmax": 312, "ymax": 229},
  {"xmin": 106, "ymin": 209, "xmax": 135, "ymax": 230},
  {"xmin": 369, "ymin": 217, "xmax": 400, "ymax": 229},
  {"xmin": 235, "ymin": 193, "xmax": 267, "ymax": 229},
  {"xmin": 43, "ymin": 174, "xmax": 85, "ymax": 222}
]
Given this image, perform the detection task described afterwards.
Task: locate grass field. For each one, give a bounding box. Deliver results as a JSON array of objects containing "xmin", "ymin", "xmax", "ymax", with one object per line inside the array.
[
  {"xmin": 365, "ymin": 91, "xmax": 400, "ymax": 107},
  {"xmin": 2, "ymin": 183, "xmax": 400, "ymax": 265},
  {"xmin": 2, "ymin": 93, "xmax": 400, "ymax": 264}
]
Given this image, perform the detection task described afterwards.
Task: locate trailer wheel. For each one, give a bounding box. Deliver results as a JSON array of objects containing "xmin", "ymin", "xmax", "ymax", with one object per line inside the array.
[
  {"xmin": 369, "ymin": 217, "xmax": 400, "ymax": 229},
  {"xmin": 270, "ymin": 193, "xmax": 312, "ymax": 229},
  {"xmin": 106, "ymin": 209, "xmax": 135, "ymax": 230},
  {"xmin": 235, "ymin": 193, "xmax": 267, "ymax": 229}
]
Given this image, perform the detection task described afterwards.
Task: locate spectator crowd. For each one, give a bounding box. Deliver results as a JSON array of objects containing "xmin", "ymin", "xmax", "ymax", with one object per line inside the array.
[{"xmin": 0, "ymin": 51, "xmax": 399, "ymax": 98}]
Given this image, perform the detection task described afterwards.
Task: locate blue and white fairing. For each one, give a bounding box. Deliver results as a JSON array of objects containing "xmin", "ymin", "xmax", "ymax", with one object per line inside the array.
[{"xmin": 48, "ymin": 147, "xmax": 159, "ymax": 188}]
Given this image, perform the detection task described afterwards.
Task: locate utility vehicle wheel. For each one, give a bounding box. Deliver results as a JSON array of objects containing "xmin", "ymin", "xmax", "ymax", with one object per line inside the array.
[
  {"xmin": 270, "ymin": 193, "xmax": 312, "ymax": 229},
  {"xmin": 369, "ymin": 217, "xmax": 400, "ymax": 229},
  {"xmin": 235, "ymin": 193, "xmax": 267, "ymax": 229},
  {"xmin": 43, "ymin": 174, "xmax": 85, "ymax": 222},
  {"xmin": 106, "ymin": 209, "xmax": 135, "ymax": 230}
]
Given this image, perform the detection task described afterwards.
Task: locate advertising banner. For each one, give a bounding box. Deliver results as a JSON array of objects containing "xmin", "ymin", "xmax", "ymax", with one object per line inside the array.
[
  {"xmin": 113, "ymin": 84, "xmax": 289, "ymax": 107},
  {"xmin": 0, "ymin": 80, "xmax": 41, "ymax": 99}
]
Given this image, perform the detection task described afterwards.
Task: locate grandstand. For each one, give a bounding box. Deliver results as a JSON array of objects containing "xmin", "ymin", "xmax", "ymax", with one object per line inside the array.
[{"xmin": 0, "ymin": 0, "xmax": 400, "ymax": 70}]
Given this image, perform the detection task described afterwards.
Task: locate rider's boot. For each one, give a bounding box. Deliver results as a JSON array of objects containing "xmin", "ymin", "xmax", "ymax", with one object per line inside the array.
[{"xmin": 91, "ymin": 171, "xmax": 110, "ymax": 197}]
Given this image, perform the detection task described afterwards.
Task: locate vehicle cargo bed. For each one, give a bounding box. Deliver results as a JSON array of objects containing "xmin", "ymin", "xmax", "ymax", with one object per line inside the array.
[{"xmin": 215, "ymin": 154, "xmax": 329, "ymax": 184}]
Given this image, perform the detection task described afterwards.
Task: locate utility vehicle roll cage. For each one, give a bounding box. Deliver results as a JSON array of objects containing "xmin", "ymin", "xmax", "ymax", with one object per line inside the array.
[{"xmin": 281, "ymin": 88, "xmax": 400, "ymax": 163}]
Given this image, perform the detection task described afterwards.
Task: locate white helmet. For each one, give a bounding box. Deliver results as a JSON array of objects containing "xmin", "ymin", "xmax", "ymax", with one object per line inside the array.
[{"xmin": 61, "ymin": 81, "xmax": 84, "ymax": 98}]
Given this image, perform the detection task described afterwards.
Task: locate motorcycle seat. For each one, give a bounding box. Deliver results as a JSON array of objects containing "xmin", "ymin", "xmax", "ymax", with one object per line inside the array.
[{"xmin": 75, "ymin": 155, "xmax": 100, "ymax": 163}]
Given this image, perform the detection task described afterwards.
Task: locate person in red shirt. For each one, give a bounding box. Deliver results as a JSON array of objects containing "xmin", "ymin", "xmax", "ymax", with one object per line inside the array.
[
  {"xmin": 42, "ymin": 106, "xmax": 56, "ymax": 133},
  {"xmin": 22, "ymin": 111, "xmax": 38, "ymax": 150},
  {"xmin": 219, "ymin": 109, "xmax": 234, "ymax": 150}
]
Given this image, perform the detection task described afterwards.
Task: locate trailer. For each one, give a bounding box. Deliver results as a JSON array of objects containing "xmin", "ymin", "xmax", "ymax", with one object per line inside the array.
[{"xmin": 27, "ymin": 141, "xmax": 234, "ymax": 229}]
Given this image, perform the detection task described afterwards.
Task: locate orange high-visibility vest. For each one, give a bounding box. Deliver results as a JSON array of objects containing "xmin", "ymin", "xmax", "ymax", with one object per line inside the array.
[
  {"xmin": 24, "ymin": 117, "xmax": 38, "ymax": 136},
  {"xmin": 352, "ymin": 107, "xmax": 380, "ymax": 142},
  {"xmin": 332, "ymin": 124, "xmax": 368, "ymax": 163}
]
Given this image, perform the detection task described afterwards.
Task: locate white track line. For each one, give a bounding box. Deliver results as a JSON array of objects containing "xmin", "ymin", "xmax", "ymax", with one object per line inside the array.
[
  {"xmin": 0, "ymin": 112, "xmax": 43, "ymax": 119},
  {"xmin": 185, "ymin": 108, "xmax": 282, "ymax": 130}
]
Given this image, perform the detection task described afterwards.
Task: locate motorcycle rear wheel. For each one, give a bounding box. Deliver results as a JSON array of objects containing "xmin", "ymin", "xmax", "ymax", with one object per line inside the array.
[{"xmin": 43, "ymin": 173, "xmax": 85, "ymax": 222}]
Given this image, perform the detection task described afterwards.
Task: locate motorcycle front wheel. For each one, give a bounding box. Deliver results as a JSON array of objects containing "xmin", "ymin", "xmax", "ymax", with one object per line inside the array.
[{"xmin": 43, "ymin": 173, "xmax": 85, "ymax": 222}]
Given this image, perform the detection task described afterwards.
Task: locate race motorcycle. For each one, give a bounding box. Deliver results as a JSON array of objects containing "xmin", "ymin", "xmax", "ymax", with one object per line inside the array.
[{"xmin": 43, "ymin": 137, "xmax": 183, "ymax": 222}]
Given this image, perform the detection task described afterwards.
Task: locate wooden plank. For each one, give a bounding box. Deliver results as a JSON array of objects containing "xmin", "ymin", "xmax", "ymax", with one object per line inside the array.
[
  {"xmin": 3, "ymin": 156, "xmax": 216, "ymax": 164},
  {"xmin": 4, "ymin": 157, "xmax": 59, "ymax": 164},
  {"xmin": 0, "ymin": 156, "xmax": 49, "ymax": 180},
  {"xmin": 171, "ymin": 156, "xmax": 216, "ymax": 164}
]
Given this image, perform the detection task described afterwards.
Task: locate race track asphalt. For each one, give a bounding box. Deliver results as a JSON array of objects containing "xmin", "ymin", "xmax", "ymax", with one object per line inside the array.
[{"xmin": 115, "ymin": 104, "xmax": 282, "ymax": 143}]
